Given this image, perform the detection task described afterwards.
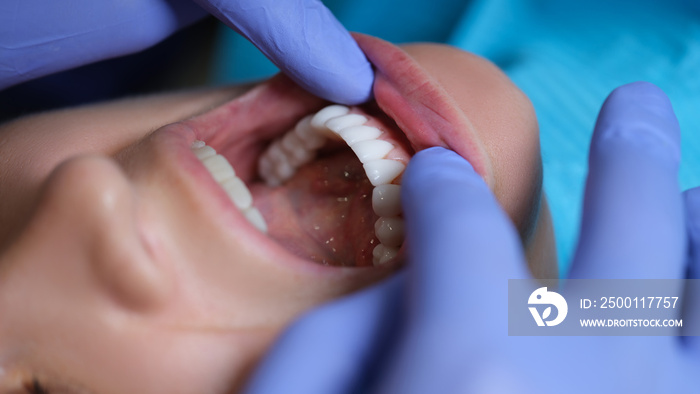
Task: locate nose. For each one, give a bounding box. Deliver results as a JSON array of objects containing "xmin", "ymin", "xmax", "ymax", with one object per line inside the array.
[{"xmin": 33, "ymin": 155, "xmax": 173, "ymax": 311}]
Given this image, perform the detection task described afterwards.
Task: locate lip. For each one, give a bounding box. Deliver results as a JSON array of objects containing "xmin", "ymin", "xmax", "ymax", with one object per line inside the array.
[
  {"xmin": 353, "ymin": 33, "xmax": 493, "ymax": 186},
  {"xmin": 153, "ymin": 36, "xmax": 492, "ymax": 275}
]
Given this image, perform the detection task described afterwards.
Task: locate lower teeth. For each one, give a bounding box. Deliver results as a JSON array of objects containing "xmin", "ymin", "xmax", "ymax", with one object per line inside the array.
[{"xmin": 191, "ymin": 140, "xmax": 268, "ymax": 233}]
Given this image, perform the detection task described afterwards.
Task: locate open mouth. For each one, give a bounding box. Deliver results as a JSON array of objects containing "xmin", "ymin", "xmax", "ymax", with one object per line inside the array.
[
  {"xmin": 178, "ymin": 34, "xmax": 492, "ymax": 268},
  {"xmin": 191, "ymin": 101, "xmax": 411, "ymax": 267}
]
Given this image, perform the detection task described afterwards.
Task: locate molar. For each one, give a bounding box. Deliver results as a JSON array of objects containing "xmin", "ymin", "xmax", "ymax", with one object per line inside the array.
[
  {"xmin": 374, "ymin": 217, "xmax": 405, "ymax": 248},
  {"xmin": 373, "ymin": 244, "xmax": 399, "ymax": 265},
  {"xmin": 281, "ymin": 130, "xmax": 313, "ymax": 164},
  {"xmin": 260, "ymin": 141, "xmax": 297, "ymax": 185},
  {"xmin": 272, "ymin": 155, "xmax": 295, "ymax": 181},
  {"xmin": 259, "ymin": 114, "xmax": 327, "ymax": 186},
  {"xmin": 372, "ymin": 184, "xmax": 402, "ymax": 217},
  {"xmin": 257, "ymin": 154, "xmax": 279, "ymax": 187},
  {"xmin": 295, "ymin": 115, "xmax": 326, "ymax": 150}
]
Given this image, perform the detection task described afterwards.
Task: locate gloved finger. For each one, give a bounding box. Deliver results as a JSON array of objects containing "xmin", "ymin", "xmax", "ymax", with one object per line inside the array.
[
  {"xmin": 0, "ymin": 0, "xmax": 207, "ymax": 89},
  {"xmin": 681, "ymin": 187, "xmax": 700, "ymax": 345},
  {"xmin": 243, "ymin": 274, "xmax": 404, "ymax": 394},
  {"xmin": 196, "ymin": 0, "xmax": 373, "ymax": 105},
  {"xmin": 401, "ymin": 147, "xmax": 529, "ymax": 323},
  {"xmin": 570, "ymin": 82, "xmax": 685, "ymax": 279},
  {"xmin": 374, "ymin": 148, "xmax": 529, "ymax": 393}
]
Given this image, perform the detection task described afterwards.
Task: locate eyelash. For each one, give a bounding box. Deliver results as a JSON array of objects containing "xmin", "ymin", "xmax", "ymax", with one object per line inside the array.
[{"xmin": 24, "ymin": 377, "xmax": 49, "ymax": 394}]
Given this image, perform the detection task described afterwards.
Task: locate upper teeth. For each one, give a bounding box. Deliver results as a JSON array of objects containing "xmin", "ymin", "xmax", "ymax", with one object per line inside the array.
[
  {"xmin": 310, "ymin": 105, "xmax": 351, "ymax": 134},
  {"xmin": 258, "ymin": 105, "xmax": 407, "ymax": 266},
  {"xmin": 337, "ymin": 125, "xmax": 381, "ymax": 145},
  {"xmin": 191, "ymin": 141, "xmax": 268, "ymax": 233},
  {"xmin": 325, "ymin": 113, "xmax": 368, "ymax": 133},
  {"xmin": 372, "ymin": 184, "xmax": 402, "ymax": 217}
]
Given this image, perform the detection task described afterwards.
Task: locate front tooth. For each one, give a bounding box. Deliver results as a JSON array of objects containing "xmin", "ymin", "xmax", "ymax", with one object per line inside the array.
[
  {"xmin": 372, "ymin": 184, "xmax": 402, "ymax": 217},
  {"xmin": 243, "ymin": 207, "xmax": 268, "ymax": 233},
  {"xmin": 373, "ymin": 244, "xmax": 399, "ymax": 265},
  {"xmin": 363, "ymin": 160, "xmax": 406, "ymax": 186},
  {"xmin": 221, "ymin": 177, "xmax": 253, "ymax": 210},
  {"xmin": 193, "ymin": 145, "xmax": 216, "ymax": 161},
  {"xmin": 374, "ymin": 217, "xmax": 405, "ymax": 248},
  {"xmin": 311, "ymin": 105, "xmax": 350, "ymax": 130},
  {"xmin": 325, "ymin": 114, "xmax": 368, "ymax": 133},
  {"xmin": 202, "ymin": 154, "xmax": 236, "ymax": 183},
  {"xmin": 350, "ymin": 139, "xmax": 393, "ymax": 163},
  {"xmin": 338, "ymin": 125, "xmax": 382, "ymax": 145}
]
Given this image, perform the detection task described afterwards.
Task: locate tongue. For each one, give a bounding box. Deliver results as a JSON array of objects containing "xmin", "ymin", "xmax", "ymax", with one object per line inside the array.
[{"xmin": 250, "ymin": 149, "xmax": 378, "ymax": 267}]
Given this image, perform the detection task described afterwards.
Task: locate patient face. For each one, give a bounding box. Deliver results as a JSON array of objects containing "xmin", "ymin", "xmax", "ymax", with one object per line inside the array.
[{"xmin": 0, "ymin": 36, "xmax": 549, "ymax": 393}]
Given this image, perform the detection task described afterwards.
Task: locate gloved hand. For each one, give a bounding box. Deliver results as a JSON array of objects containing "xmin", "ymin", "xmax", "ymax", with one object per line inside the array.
[
  {"xmin": 241, "ymin": 82, "xmax": 700, "ymax": 393},
  {"xmin": 0, "ymin": 0, "xmax": 373, "ymax": 105}
]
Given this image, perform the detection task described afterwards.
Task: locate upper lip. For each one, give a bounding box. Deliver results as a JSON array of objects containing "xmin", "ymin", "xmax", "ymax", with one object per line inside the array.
[
  {"xmin": 352, "ymin": 33, "xmax": 492, "ymax": 186},
  {"xmin": 179, "ymin": 34, "xmax": 491, "ymax": 187},
  {"xmin": 149, "ymin": 35, "xmax": 491, "ymax": 271}
]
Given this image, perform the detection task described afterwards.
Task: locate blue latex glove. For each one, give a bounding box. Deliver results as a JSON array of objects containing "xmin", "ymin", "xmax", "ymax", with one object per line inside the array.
[
  {"xmin": 242, "ymin": 82, "xmax": 700, "ymax": 393},
  {"xmin": 0, "ymin": 0, "xmax": 372, "ymax": 105}
]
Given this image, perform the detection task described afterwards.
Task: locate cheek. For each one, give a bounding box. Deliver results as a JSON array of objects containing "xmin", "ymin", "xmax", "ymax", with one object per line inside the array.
[
  {"xmin": 469, "ymin": 92, "xmax": 542, "ymax": 238},
  {"xmin": 413, "ymin": 51, "xmax": 543, "ymax": 235},
  {"xmin": 437, "ymin": 67, "xmax": 542, "ymax": 237},
  {"xmin": 489, "ymin": 123, "xmax": 543, "ymax": 240}
]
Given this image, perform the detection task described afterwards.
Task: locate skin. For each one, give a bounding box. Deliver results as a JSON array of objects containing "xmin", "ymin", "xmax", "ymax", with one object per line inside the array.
[
  {"xmin": 401, "ymin": 44, "xmax": 556, "ymax": 278},
  {"xmin": 0, "ymin": 43, "xmax": 556, "ymax": 393}
]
